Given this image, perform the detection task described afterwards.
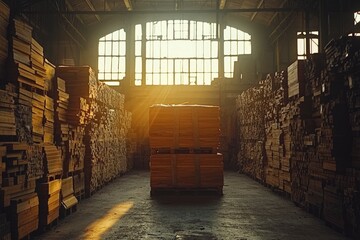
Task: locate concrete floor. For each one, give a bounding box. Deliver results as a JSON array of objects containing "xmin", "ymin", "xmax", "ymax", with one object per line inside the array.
[{"xmin": 34, "ymin": 171, "xmax": 348, "ymax": 240}]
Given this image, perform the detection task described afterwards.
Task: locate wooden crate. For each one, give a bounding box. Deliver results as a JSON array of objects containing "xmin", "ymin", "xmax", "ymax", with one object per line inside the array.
[{"xmin": 150, "ymin": 153, "xmax": 223, "ymax": 191}]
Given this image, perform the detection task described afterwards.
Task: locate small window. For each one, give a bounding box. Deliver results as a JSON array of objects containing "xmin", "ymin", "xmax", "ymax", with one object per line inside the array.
[{"xmin": 297, "ymin": 31, "xmax": 318, "ymax": 60}]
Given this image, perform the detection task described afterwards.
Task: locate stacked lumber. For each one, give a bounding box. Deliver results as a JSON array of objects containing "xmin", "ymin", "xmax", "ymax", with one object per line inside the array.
[
  {"xmin": 26, "ymin": 144, "xmax": 43, "ymax": 179},
  {"xmin": 54, "ymin": 77, "xmax": 69, "ymax": 144},
  {"xmin": 0, "ymin": 144, "xmax": 37, "ymax": 209},
  {"xmin": 0, "ymin": 212, "xmax": 11, "ymax": 240},
  {"xmin": 37, "ymin": 179, "xmax": 61, "ymax": 228},
  {"xmin": 9, "ymin": 192, "xmax": 39, "ymax": 239},
  {"xmin": 0, "ymin": 0, "xmax": 9, "ymax": 79},
  {"xmin": 287, "ymin": 60, "xmax": 305, "ymax": 98},
  {"xmin": 72, "ymin": 171, "xmax": 85, "ymax": 199},
  {"xmin": 0, "ymin": 88, "xmax": 16, "ymax": 139},
  {"xmin": 149, "ymin": 105, "xmax": 223, "ymax": 194},
  {"xmin": 31, "ymin": 92, "xmax": 45, "ymax": 143},
  {"xmin": 236, "ymin": 36, "xmax": 360, "ymax": 237},
  {"xmin": 56, "ymin": 66, "xmax": 131, "ymax": 195},
  {"xmin": 60, "ymin": 177, "xmax": 78, "ymax": 212},
  {"xmin": 236, "ymin": 87, "xmax": 265, "ymax": 180},
  {"xmin": 149, "ymin": 105, "xmax": 220, "ymax": 150},
  {"xmin": 42, "ymin": 144, "xmax": 62, "ymax": 177},
  {"xmin": 43, "ymin": 96, "xmax": 54, "ymax": 144}
]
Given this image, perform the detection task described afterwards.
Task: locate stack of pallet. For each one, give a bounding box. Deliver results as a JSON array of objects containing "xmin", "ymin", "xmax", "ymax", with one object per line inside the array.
[
  {"xmin": 60, "ymin": 177, "xmax": 78, "ymax": 216},
  {"xmin": 149, "ymin": 105, "xmax": 223, "ymax": 194},
  {"xmin": 9, "ymin": 192, "xmax": 39, "ymax": 239},
  {"xmin": 0, "ymin": 0, "xmax": 9, "ymax": 78},
  {"xmin": 37, "ymin": 179, "xmax": 61, "ymax": 229}
]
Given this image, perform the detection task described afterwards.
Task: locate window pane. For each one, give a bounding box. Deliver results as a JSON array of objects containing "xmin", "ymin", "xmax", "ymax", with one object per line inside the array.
[
  {"xmin": 98, "ymin": 42, "xmax": 105, "ymax": 55},
  {"xmin": 245, "ymin": 41, "xmax": 251, "ymax": 54},
  {"xmin": 135, "ymin": 24, "xmax": 142, "ymax": 40},
  {"xmin": 135, "ymin": 41, "xmax": 141, "ymax": 56},
  {"xmin": 224, "ymin": 41, "xmax": 230, "ymax": 55}
]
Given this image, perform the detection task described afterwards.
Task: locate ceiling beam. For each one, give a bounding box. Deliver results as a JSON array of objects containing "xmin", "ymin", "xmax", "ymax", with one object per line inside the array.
[
  {"xmin": 219, "ymin": 0, "xmax": 226, "ymax": 9},
  {"xmin": 268, "ymin": 0, "xmax": 288, "ymax": 25},
  {"xmin": 65, "ymin": 0, "xmax": 85, "ymax": 25},
  {"xmin": 124, "ymin": 0, "xmax": 133, "ymax": 11},
  {"xmin": 22, "ymin": 7, "xmax": 304, "ymax": 15},
  {"xmin": 84, "ymin": 0, "xmax": 101, "ymax": 21},
  {"xmin": 251, "ymin": 0, "xmax": 264, "ymax": 22}
]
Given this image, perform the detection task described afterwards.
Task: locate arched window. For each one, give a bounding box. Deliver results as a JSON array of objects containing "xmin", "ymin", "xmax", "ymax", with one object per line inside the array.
[{"xmin": 98, "ymin": 21, "xmax": 252, "ymax": 86}]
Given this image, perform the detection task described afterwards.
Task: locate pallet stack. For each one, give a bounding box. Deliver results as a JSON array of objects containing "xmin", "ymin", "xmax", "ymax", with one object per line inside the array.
[{"xmin": 149, "ymin": 105, "xmax": 223, "ymax": 194}]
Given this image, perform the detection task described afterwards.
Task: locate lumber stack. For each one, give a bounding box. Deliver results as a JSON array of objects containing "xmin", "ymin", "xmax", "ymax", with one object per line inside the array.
[
  {"xmin": 149, "ymin": 105, "xmax": 223, "ymax": 194},
  {"xmin": 26, "ymin": 144, "xmax": 43, "ymax": 179},
  {"xmin": 60, "ymin": 177, "xmax": 78, "ymax": 213},
  {"xmin": 236, "ymin": 87, "xmax": 265, "ymax": 181},
  {"xmin": 43, "ymin": 96, "xmax": 54, "ymax": 144},
  {"xmin": 287, "ymin": 60, "xmax": 305, "ymax": 98},
  {"xmin": 0, "ymin": 88, "xmax": 16, "ymax": 139},
  {"xmin": 9, "ymin": 192, "xmax": 39, "ymax": 239},
  {"xmin": 236, "ymin": 36, "xmax": 360, "ymax": 237},
  {"xmin": 54, "ymin": 77, "xmax": 69, "ymax": 145},
  {"xmin": 72, "ymin": 171, "xmax": 85, "ymax": 199},
  {"xmin": 0, "ymin": 143, "xmax": 37, "ymax": 207},
  {"xmin": 37, "ymin": 179, "xmax": 61, "ymax": 228},
  {"xmin": 42, "ymin": 144, "xmax": 62, "ymax": 177},
  {"xmin": 0, "ymin": 0, "xmax": 9, "ymax": 79},
  {"xmin": 56, "ymin": 66, "xmax": 131, "ymax": 196}
]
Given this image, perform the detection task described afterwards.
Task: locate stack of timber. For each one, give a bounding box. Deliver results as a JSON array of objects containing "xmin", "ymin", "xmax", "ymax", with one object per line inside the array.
[
  {"xmin": 287, "ymin": 60, "xmax": 305, "ymax": 98},
  {"xmin": 0, "ymin": 1, "xmax": 9, "ymax": 79},
  {"xmin": 9, "ymin": 192, "xmax": 39, "ymax": 239},
  {"xmin": 37, "ymin": 179, "xmax": 61, "ymax": 228},
  {"xmin": 236, "ymin": 36, "xmax": 360, "ymax": 238},
  {"xmin": 53, "ymin": 77, "xmax": 69, "ymax": 145},
  {"xmin": 0, "ymin": 212, "xmax": 11, "ymax": 240},
  {"xmin": 0, "ymin": 87, "xmax": 16, "ymax": 139},
  {"xmin": 236, "ymin": 87, "xmax": 265, "ymax": 181},
  {"xmin": 43, "ymin": 96, "xmax": 54, "ymax": 144},
  {"xmin": 42, "ymin": 144, "xmax": 62, "ymax": 178},
  {"xmin": 56, "ymin": 66, "xmax": 132, "ymax": 196},
  {"xmin": 149, "ymin": 105, "xmax": 223, "ymax": 194},
  {"xmin": 60, "ymin": 177, "xmax": 78, "ymax": 216},
  {"xmin": 26, "ymin": 144, "xmax": 43, "ymax": 179},
  {"xmin": 0, "ymin": 143, "xmax": 37, "ymax": 208}
]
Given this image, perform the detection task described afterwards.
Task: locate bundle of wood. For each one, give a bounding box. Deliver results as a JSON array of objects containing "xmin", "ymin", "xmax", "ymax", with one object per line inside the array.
[
  {"xmin": 55, "ymin": 66, "xmax": 97, "ymax": 99},
  {"xmin": 54, "ymin": 77, "xmax": 69, "ymax": 144},
  {"xmin": 72, "ymin": 171, "xmax": 85, "ymax": 199},
  {"xmin": 149, "ymin": 105, "xmax": 220, "ymax": 150},
  {"xmin": 37, "ymin": 179, "xmax": 61, "ymax": 228},
  {"xmin": 43, "ymin": 96, "xmax": 54, "ymax": 144},
  {"xmin": 0, "ymin": 144, "xmax": 37, "ymax": 209},
  {"xmin": 84, "ymin": 105, "xmax": 131, "ymax": 194},
  {"xmin": 32, "ymin": 92, "xmax": 45, "ymax": 143},
  {"xmin": 67, "ymin": 126, "xmax": 85, "ymax": 173},
  {"xmin": 150, "ymin": 153, "xmax": 223, "ymax": 189},
  {"xmin": 42, "ymin": 144, "xmax": 62, "ymax": 177},
  {"xmin": 236, "ymin": 87, "xmax": 265, "ymax": 180},
  {"xmin": 9, "ymin": 192, "xmax": 39, "ymax": 239},
  {"xmin": 60, "ymin": 177, "xmax": 78, "ymax": 212},
  {"xmin": 0, "ymin": 88, "xmax": 16, "ymax": 138},
  {"xmin": 287, "ymin": 60, "xmax": 305, "ymax": 98},
  {"xmin": 149, "ymin": 105, "xmax": 223, "ymax": 193},
  {"xmin": 0, "ymin": 0, "xmax": 9, "ymax": 78},
  {"xmin": 26, "ymin": 144, "xmax": 43, "ymax": 179}
]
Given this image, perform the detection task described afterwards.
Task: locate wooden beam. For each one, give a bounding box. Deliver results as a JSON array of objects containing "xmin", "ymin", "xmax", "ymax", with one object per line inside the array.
[
  {"xmin": 124, "ymin": 0, "xmax": 133, "ymax": 11},
  {"xmin": 268, "ymin": 0, "xmax": 288, "ymax": 25},
  {"xmin": 251, "ymin": 0, "xmax": 264, "ymax": 22},
  {"xmin": 219, "ymin": 0, "xmax": 226, "ymax": 9},
  {"xmin": 84, "ymin": 0, "xmax": 101, "ymax": 21},
  {"xmin": 65, "ymin": 0, "xmax": 85, "ymax": 25}
]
